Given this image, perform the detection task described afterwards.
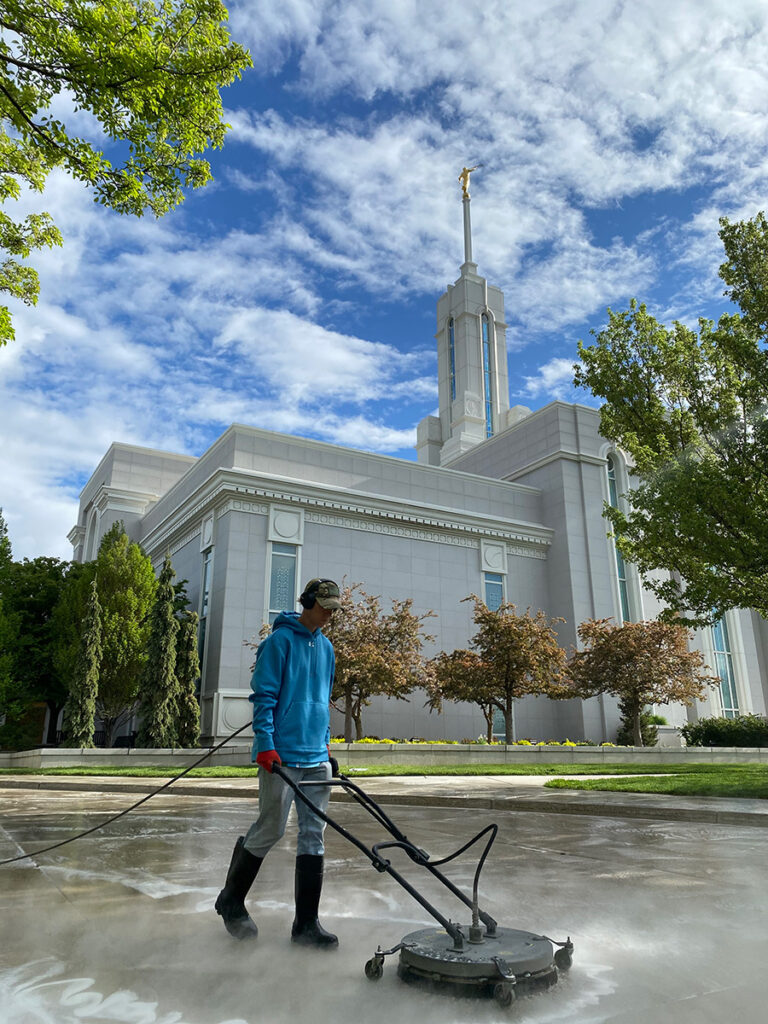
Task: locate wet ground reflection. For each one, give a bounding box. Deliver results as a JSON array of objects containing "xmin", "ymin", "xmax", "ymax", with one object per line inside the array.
[{"xmin": 1, "ymin": 790, "xmax": 766, "ymax": 1023}]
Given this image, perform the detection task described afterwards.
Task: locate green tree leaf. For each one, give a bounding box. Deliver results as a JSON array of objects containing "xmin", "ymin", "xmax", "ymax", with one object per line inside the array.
[{"xmin": 0, "ymin": 0, "xmax": 251, "ymax": 345}]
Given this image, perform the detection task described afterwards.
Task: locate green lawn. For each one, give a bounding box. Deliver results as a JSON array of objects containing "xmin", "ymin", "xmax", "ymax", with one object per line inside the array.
[
  {"xmin": 0, "ymin": 762, "xmax": 688, "ymax": 779},
  {"xmin": 543, "ymin": 765, "xmax": 768, "ymax": 799},
  {"xmin": 1, "ymin": 762, "xmax": 766, "ymax": 797}
]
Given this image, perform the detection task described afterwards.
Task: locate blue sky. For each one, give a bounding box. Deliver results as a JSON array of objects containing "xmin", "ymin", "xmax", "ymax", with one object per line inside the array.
[{"xmin": 2, "ymin": 0, "xmax": 768, "ymax": 560}]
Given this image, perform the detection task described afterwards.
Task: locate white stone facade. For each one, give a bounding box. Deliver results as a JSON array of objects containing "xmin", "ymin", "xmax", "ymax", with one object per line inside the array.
[{"xmin": 70, "ymin": 238, "xmax": 768, "ymax": 745}]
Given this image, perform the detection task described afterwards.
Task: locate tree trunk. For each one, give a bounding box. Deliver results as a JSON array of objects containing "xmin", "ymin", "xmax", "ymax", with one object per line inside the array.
[
  {"xmin": 505, "ymin": 696, "xmax": 515, "ymax": 744},
  {"xmin": 485, "ymin": 710, "xmax": 493, "ymax": 744},
  {"xmin": 344, "ymin": 684, "xmax": 353, "ymax": 743},
  {"xmin": 354, "ymin": 710, "xmax": 363, "ymax": 740},
  {"xmin": 633, "ymin": 706, "xmax": 644, "ymax": 746},
  {"xmin": 45, "ymin": 701, "xmax": 62, "ymax": 745}
]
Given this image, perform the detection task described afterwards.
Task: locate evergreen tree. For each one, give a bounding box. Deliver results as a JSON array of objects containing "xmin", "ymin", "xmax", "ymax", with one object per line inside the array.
[
  {"xmin": 95, "ymin": 523, "xmax": 156, "ymax": 743},
  {"xmin": 174, "ymin": 611, "xmax": 201, "ymax": 748},
  {"xmin": 62, "ymin": 579, "xmax": 102, "ymax": 748},
  {"xmin": 615, "ymin": 700, "xmax": 661, "ymax": 747},
  {"xmin": 136, "ymin": 553, "xmax": 179, "ymax": 748}
]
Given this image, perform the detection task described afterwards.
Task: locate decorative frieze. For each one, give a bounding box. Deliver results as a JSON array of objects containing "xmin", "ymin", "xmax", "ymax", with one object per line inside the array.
[
  {"xmin": 507, "ymin": 543, "xmax": 547, "ymax": 561},
  {"xmin": 144, "ymin": 474, "xmax": 551, "ymax": 560}
]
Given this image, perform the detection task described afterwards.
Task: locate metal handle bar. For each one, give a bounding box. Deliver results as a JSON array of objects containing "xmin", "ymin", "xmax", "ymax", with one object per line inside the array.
[
  {"xmin": 300, "ymin": 774, "xmax": 498, "ymax": 933},
  {"xmin": 275, "ymin": 766, "xmax": 498, "ymax": 939},
  {"xmin": 272, "ymin": 765, "xmax": 466, "ymax": 947}
]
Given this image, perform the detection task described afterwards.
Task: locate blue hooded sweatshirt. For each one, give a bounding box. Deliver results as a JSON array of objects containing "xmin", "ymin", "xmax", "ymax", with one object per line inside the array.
[{"xmin": 249, "ymin": 611, "xmax": 335, "ymax": 765}]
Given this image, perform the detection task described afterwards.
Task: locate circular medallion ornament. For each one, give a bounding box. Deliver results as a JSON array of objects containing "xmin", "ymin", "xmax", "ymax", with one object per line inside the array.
[{"xmin": 273, "ymin": 512, "xmax": 300, "ymax": 539}]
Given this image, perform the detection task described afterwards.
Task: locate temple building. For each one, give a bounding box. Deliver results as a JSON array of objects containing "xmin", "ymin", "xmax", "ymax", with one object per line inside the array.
[{"xmin": 69, "ymin": 180, "xmax": 768, "ymax": 744}]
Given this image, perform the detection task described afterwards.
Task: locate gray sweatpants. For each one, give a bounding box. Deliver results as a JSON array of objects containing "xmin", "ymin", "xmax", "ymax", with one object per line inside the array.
[{"xmin": 243, "ymin": 762, "xmax": 332, "ymax": 859}]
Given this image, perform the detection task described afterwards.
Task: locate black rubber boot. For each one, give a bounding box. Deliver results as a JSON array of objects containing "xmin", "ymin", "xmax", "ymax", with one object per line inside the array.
[
  {"xmin": 291, "ymin": 853, "xmax": 338, "ymax": 949},
  {"xmin": 215, "ymin": 836, "xmax": 263, "ymax": 940}
]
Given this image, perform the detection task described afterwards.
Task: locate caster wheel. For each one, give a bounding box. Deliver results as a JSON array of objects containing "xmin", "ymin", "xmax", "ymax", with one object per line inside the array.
[
  {"xmin": 365, "ymin": 958, "xmax": 384, "ymax": 981},
  {"xmin": 554, "ymin": 948, "xmax": 573, "ymax": 971},
  {"xmin": 493, "ymin": 982, "xmax": 516, "ymax": 1007}
]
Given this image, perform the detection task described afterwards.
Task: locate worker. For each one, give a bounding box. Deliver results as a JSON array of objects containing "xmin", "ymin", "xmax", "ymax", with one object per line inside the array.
[{"xmin": 215, "ymin": 577, "xmax": 342, "ymax": 948}]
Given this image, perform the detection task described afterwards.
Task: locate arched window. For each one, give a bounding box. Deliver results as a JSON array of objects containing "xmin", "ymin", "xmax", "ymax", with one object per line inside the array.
[
  {"xmin": 606, "ymin": 454, "xmax": 630, "ymax": 622},
  {"xmin": 449, "ymin": 318, "xmax": 456, "ymax": 401},
  {"xmin": 84, "ymin": 508, "xmax": 99, "ymax": 561},
  {"xmin": 481, "ymin": 314, "xmax": 493, "ymax": 438}
]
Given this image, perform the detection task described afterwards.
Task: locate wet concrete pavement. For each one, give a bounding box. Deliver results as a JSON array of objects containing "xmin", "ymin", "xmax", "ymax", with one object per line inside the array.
[
  {"xmin": 4, "ymin": 770, "xmax": 768, "ymax": 827},
  {"xmin": 1, "ymin": 781, "xmax": 767, "ymax": 1024}
]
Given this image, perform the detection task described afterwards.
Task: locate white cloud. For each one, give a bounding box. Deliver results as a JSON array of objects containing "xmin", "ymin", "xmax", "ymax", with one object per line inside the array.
[
  {"xmin": 519, "ymin": 358, "xmax": 579, "ymax": 401},
  {"xmin": 5, "ymin": 0, "xmax": 768, "ymax": 561}
]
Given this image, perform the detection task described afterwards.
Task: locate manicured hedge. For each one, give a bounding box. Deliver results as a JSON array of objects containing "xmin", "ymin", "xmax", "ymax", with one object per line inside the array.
[{"xmin": 681, "ymin": 713, "xmax": 768, "ymax": 748}]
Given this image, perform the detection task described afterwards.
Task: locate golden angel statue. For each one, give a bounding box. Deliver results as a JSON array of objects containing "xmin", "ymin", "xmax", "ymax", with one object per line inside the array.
[{"xmin": 458, "ymin": 165, "xmax": 479, "ymax": 198}]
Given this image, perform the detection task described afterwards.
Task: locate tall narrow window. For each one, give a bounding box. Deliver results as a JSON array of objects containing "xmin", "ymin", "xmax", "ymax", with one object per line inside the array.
[
  {"xmin": 711, "ymin": 616, "xmax": 739, "ymax": 718},
  {"xmin": 484, "ymin": 571, "xmax": 504, "ymax": 611},
  {"xmin": 197, "ymin": 548, "xmax": 213, "ymax": 692},
  {"xmin": 606, "ymin": 454, "xmax": 630, "ymax": 622},
  {"xmin": 481, "ymin": 314, "xmax": 493, "ymax": 438},
  {"xmin": 449, "ymin": 318, "xmax": 456, "ymax": 401},
  {"xmin": 269, "ymin": 542, "xmax": 297, "ymax": 624}
]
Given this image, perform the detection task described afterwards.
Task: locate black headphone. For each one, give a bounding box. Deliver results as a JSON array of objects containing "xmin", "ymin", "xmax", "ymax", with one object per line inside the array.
[{"xmin": 299, "ymin": 578, "xmax": 337, "ymax": 609}]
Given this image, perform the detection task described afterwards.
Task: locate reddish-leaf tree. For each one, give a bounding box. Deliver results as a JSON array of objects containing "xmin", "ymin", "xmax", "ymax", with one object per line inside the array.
[
  {"xmin": 324, "ymin": 582, "xmax": 435, "ymax": 742},
  {"xmin": 428, "ymin": 597, "xmax": 567, "ymax": 742},
  {"xmin": 566, "ymin": 618, "xmax": 719, "ymax": 745}
]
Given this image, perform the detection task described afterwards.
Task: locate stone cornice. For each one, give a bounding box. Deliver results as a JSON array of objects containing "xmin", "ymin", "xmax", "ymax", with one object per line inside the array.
[
  {"xmin": 94, "ymin": 485, "xmax": 159, "ymax": 515},
  {"xmin": 502, "ymin": 449, "xmax": 607, "ymax": 481},
  {"xmin": 67, "ymin": 524, "xmax": 85, "ymax": 546},
  {"xmin": 139, "ymin": 467, "xmax": 553, "ymax": 559}
]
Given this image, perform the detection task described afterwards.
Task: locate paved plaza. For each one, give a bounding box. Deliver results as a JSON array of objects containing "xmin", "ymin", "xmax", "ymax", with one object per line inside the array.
[{"xmin": 1, "ymin": 784, "xmax": 766, "ymax": 1023}]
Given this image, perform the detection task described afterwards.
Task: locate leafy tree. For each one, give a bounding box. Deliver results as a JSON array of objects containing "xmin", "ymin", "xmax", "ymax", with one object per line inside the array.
[
  {"xmin": 174, "ymin": 610, "xmax": 200, "ymax": 747},
  {"xmin": 62, "ymin": 578, "xmax": 102, "ymax": 747},
  {"xmin": 0, "ymin": 593, "xmax": 21, "ymax": 743},
  {"xmin": 136, "ymin": 552, "xmax": 178, "ymax": 747},
  {"xmin": 428, "ymin": 597, "xmax": 567, "ymax": 742},
  {"xmin": 324, "ymin": 582, "xmax": 435, "ymax": 742},
  {"xmin": 1, "ymin": 555, "xmax": 69, "ymax": 743},
  {"xmin": 0, "ymin": 508, "xmax": 12, "ymax": 582},
  {"xmin": 0, "ymin": 0, "xmax": 251, "ymax": 345},
  {"xmin": 574, "ymin": 213, "xmax": 768, "ymax": 624},
  {"xmin": 425, "ymin": 649, "xmax": 498, "ymax": 743},
  {"xmin": 51, "ymin": 559, "xmax": 97, "ymax": 703},
  {"xmin": 565, "ymin": 618, "xmax": 718, "ymax": 746},
  {"xmin": 95, "ymin": 522, "xmax": 156, "ymax": 743},
  {"xmin": 0, "ymin": 511, "xmax": 16, "ymax": 728}
]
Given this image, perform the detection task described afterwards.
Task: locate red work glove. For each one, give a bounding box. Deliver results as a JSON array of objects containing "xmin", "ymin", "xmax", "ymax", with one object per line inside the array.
[{"xmin": 256, "ymin": 749, "xmax": 281, "ymax": 773}]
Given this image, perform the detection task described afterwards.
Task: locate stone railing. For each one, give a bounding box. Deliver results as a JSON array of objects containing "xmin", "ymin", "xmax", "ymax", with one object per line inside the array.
[{"xmin": 1, "ymin": 740, "xmax": 767, "ymax": 770}]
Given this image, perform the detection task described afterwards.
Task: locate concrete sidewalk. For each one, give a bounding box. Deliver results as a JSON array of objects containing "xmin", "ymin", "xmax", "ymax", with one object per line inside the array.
[{"xmin": 2, "ymin": 771, "xmax": 767, "ymax": 827}]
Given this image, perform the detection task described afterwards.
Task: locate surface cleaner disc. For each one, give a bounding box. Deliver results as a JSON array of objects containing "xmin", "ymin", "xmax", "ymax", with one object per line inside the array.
[{"xmin": 398, "ymin": 925, "xmax": 554, "ymax": 984}]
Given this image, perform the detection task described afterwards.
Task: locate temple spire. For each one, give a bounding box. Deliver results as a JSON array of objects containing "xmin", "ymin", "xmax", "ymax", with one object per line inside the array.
[
  {"xmin": 463, "ymin": 194, "xmax": 473, "ymax": 264},
  {"xmin": 458, "ymin": 165, "xmax": 479, "ymax": 275}
]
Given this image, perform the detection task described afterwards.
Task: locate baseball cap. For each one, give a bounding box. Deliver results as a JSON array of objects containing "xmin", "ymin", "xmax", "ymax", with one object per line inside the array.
[{"xmin": 303, "ymin": 578, "xmax": 342, "ymax": 610}]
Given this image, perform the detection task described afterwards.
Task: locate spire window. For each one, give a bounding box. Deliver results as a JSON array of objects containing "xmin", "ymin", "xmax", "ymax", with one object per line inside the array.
[
  {"xmin": 606, "ymin": 454, "xmax": 630, "ymax": 622},
  {"xmin": 449, "ymin": 318, "xmax": 456, "ymax": 401},
  {"xmin": 481, "ymin": 314, "xmax": 493, "ymax": 437}
]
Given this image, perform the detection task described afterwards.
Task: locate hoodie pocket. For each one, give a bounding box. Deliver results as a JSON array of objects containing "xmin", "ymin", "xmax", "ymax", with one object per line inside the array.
[{"xmin": 276, "ymin": 700, "xmax": 329, "ymax": 752}]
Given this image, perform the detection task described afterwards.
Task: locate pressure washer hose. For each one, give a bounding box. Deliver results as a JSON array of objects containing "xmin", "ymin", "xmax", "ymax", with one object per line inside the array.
[{"xmin": 0, "ymin": 721, "xmax": 253, "ymax": 866}]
